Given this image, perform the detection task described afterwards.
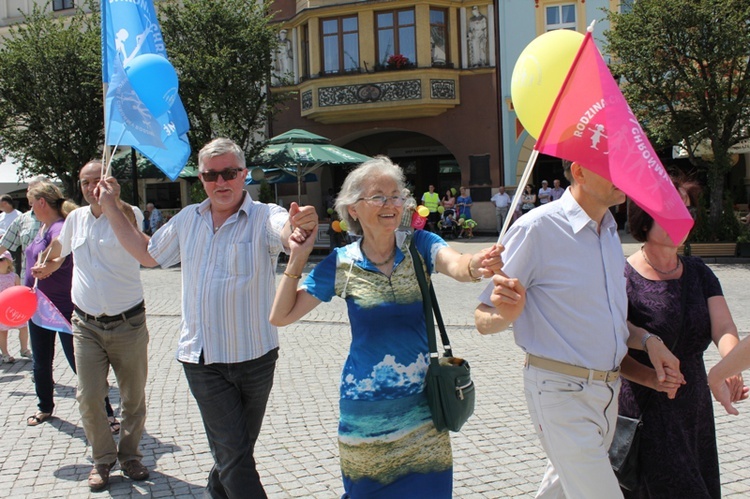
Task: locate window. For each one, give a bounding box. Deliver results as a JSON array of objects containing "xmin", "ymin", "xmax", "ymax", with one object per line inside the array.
[
  {"xmin": 52, "ymin": 0, "xmax": 74, "ymax": 11},
  {"xmin": 619, "ymin": 0, "xmax": 636, "ymax": 13},
  {"xmin": 376, "ymin": 9, "xmax": 416, "ymax": 66},
  {"xmin": 321, "ymin": 16, "xmax": 359, "ymax": 74},
  {"xmin": 301, "ymin": 24, "xmax": 310, "ymax": 78},
  {"xmin": 545, "ymin": 4, "xmax": 576, "ymax": 31},
  {"xmin": 430, "ymin": 8, "xmax": 448, "ymax": 66}
]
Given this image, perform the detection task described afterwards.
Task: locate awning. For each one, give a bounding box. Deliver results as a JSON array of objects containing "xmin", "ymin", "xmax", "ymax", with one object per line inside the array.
[{"xmin": 672, "ymin": 136, "xmax": 750, "ymax": 159}]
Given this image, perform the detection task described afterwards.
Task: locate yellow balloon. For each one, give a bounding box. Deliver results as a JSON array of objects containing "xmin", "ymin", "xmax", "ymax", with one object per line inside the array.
[
  {"xmin": 417, "ymin": 206, "xmax": 430, "ymax": 218},
  {"xmin": 511, "ymin": 29, "xmax": 585, "ymax": 139}
]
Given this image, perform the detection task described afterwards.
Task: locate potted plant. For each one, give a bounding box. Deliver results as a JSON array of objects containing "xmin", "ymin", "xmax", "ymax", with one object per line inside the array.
[{"xmin": 386, "ymin": 54, "xmax": 411, "ymax": 70}]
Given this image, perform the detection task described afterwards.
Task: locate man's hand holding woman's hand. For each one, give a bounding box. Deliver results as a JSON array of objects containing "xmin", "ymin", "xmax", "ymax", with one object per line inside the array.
[{"xmin": 287, "ymin": 202, "xmax": 318, "ymax": 253}]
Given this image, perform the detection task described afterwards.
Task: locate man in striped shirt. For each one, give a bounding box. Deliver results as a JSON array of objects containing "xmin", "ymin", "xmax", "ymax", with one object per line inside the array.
[{"xmin": 98, "ymin": 138, "xmax": 318, "ymax": 498}]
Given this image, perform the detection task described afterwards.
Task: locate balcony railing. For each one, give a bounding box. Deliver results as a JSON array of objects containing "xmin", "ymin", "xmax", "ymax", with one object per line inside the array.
[{"xmin": 287, "ymin": 66, "xmax": 462, "ymax": 124}]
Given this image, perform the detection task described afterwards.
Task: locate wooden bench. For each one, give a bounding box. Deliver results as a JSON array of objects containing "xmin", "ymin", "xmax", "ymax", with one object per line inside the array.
[{"xmin": 678, "ymin": 243, "xmax": 737, "ymax": 257}]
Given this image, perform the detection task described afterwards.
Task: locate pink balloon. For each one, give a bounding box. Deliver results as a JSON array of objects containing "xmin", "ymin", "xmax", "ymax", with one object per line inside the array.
[
  {"xmin": 411, "ymin": 212, "xmax": 427, "ymax": 230},
  {"xmin": 0, "ymin": 286, "xmax": 37, "ymax": 326}
]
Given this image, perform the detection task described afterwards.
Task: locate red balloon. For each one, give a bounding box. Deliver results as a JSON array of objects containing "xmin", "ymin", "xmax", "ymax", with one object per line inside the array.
[
  {"xmin": 411, "ymin": 211, "xmax": 427, "ymax": 230},
  {"xmin": 0, "ymin": 286, "xmax": 37, "ymax": 326}
]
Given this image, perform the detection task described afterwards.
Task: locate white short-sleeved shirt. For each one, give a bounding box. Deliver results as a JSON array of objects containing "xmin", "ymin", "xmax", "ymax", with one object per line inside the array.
[
  {"xmin": 479, "ymin": 189, "xmax": 628, "ymax": 371},
  {"xmin": 59, "ymin": 205, "xmax": 145, "ymax": 316},
  {"xmin": 491, "ymin": 192, "xmax": 511, "ymax": 208},
  {"xmin": 0, "ymin": 209, "xmax": 20, "ymax": 237}
]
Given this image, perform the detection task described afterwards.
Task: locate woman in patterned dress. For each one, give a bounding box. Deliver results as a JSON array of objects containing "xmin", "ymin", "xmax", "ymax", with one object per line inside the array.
[
  {"xmin": 271, "ymin": 156, "xmax": 501, "ymax": 498},
  {"xmin": 618, "ymin": 178, "xmax": 747, "ymax": 498}
]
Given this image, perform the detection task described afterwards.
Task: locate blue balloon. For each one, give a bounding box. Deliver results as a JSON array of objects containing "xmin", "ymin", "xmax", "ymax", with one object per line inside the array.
[{"xmin": 125, "ymin": 54, "xmax": 178, "ymax": 118}]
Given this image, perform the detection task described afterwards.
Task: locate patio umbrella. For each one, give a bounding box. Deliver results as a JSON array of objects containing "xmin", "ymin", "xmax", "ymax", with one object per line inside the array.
[
  {"xmin": 245, "ymin": 168, "xmax": 318, "ymax": 202},
  {"xmin": 250, "ymin": 129, "xmax": 371, "ymax": 203}
]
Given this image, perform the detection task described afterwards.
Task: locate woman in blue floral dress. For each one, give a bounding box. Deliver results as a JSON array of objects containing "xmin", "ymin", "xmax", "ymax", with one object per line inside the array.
[{"xmin": 271, "ymin": 157, "xmax": 501, "ymax": 498}]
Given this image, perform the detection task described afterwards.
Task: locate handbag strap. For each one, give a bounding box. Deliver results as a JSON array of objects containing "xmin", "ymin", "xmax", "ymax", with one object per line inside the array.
[
  {"xmin": 409, "ymin": 240, "xmax": 453, "ymax": 362},
  {"xmin": 639, "ymin": 256, "xmax": 689, "ymax": 415}
]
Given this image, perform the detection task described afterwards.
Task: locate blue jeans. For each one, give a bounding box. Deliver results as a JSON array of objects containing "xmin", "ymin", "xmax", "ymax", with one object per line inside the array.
[
  {"xmin": 183, "ymin": 348, "xmax": 278, "ymax": 499},
  {"xmin": 29, "ymin": 322, "xmax": 114, "ymax": 416}
]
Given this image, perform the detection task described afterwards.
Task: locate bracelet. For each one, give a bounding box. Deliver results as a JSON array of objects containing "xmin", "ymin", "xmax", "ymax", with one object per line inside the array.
[
  {"xmin": 641, "ymin": 332, "xmax": 663, "ymax": 353},
  {"xmin": 283, "ymin": 271, "xmax": 302, "ymax": 280},
  {"xmin": 467, "ymin": 258, "xmax": 481, "ymax": 282}
]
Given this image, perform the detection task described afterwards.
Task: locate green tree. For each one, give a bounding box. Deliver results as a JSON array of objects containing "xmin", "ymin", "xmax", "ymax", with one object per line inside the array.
[
  {"xmin": 0, "ymin": 2, "xmax": 103, "ymax": 199},
  {"xmin": 159, "ymin": 0, "xmax": 289, "ymax": 159},
  {"xmin": 605, "ymin": 0, "xmax": 750, "ymax": 240}
]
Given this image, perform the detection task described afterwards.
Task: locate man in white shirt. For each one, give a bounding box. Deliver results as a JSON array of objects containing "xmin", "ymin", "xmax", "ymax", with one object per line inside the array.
[
  {"xmin": 146, "ymin": 203, "xmax": 163, "ymax": 233},
  {"xmin": 475, "ymin": 161, "xmax": 681, "ymax": 498},
  {"xmin": 537, "ymin": 180, "xmax": 553, "ymax": 205},
  {"xmin": 550, "ymin": 178, "xmax": 565, "ymax": 201},
  {"xmin": 97, "ymin": 138, "xmax": 318, "ymax": 498},
  {"xmin": 490, "ymin": 186, "xmax": 511, "ymax": 234},
  {"xmin": 0, "ymin": 195, "xmax": 21, "ymax": 238},
  {"xmin": 33, "ymin": 161, "xmax": 149, "ymax": 491},
  {"xmin": 0, "ymin": 194, "xmax": 22, "ymax": 280}
]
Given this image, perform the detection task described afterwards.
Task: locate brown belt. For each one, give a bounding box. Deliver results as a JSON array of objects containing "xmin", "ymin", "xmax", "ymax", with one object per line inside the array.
[{"xmin": 525, "ymin": 353, "xmax": 620, "ymax": 383}]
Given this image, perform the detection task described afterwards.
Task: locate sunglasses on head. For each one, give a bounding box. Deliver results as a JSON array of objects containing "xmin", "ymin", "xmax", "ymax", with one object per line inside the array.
[{"xmin": 200, "ymin": 168, "xmax": 243, "ymax": 182}]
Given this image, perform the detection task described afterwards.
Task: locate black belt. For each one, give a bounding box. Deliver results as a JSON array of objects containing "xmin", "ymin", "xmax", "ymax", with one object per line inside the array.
[{"xmin": 74, "ymin": 301, "xmax": 145, "ymax": 324}]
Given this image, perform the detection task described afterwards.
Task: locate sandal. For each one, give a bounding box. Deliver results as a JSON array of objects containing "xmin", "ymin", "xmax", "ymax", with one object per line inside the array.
[
  {"xmin": 108, "ymin": 416, "xmax": 120, "ymax": 435},
  {"xmin": 27, "ymin": 411, "xmax": 51, "ymax": 426}
]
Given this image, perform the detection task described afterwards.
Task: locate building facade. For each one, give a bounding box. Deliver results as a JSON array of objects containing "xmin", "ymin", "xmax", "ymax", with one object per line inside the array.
[{"xmin": 269, "ymin": 0, "xmax": 502, "ymax": 229}]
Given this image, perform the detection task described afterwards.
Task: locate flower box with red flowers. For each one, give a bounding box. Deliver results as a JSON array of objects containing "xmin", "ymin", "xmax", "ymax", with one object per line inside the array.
[{"xmin": 386, "ymin": 54, "xmax": 411, "ymax": 70}]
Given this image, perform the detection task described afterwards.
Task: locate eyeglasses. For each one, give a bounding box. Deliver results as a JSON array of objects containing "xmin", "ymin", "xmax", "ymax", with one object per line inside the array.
[
  {"xmin": 356, "ymin": 195, "xmax": 406, "ymax": 207},
  {"xmin": 200, "ymin": 168, "xmax": 243, "ymax": 182}
]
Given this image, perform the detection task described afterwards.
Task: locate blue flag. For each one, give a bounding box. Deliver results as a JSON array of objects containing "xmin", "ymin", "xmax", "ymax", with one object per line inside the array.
[{"xmin": 102, "ymin": 0, "xmax": 190, "ymax": 180}]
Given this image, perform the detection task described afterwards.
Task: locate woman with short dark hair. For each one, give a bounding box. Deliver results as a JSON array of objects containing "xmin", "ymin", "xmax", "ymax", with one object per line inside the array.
[{"xmin": 618, "ymin": 177, "xmax": 747, "ymax": 498}]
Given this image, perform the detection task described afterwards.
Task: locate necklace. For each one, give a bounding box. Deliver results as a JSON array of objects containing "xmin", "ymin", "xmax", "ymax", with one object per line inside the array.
[
  {"xmin": 641, "ymin": 246, "xmax": 681, "ymax": 275},
  {"xmin": 364, "ymin": 246, "xmax": 396, "ymax": 266}
]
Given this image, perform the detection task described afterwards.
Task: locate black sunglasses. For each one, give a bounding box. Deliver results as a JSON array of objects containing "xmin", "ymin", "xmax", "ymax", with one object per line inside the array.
[{"xmin": 200, "ymin": 168, "xmax": 243, "ymax": 182}]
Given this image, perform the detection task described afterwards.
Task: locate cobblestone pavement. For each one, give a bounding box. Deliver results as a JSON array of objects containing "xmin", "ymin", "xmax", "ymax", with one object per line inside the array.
[{"xmin": 1, "ymin": 235, "xmax": 750, "ymax": 498}]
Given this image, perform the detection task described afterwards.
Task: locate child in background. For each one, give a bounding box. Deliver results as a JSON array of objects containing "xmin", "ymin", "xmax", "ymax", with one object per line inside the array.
[
  {"xmin": 457, "ymin": 218, "xmax": 477, "ymax": 239},
  {"xmin": 0, "ymin": 250, "xmax": 30, "ymax": 363}
]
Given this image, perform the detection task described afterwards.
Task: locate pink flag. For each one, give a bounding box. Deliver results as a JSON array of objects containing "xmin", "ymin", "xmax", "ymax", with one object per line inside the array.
[
  {"xmin": 534, "ymin": 31, "xmax": 693, "ymax": 245},
  {"xmin": 31, "ymin": 289, "xmax": 72, "ymax": 334}
]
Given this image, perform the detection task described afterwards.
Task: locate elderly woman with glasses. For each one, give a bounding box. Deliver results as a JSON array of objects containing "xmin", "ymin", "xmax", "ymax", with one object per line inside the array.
[
  {"xmin": 271, "ymin": 156, "xmax": 501, "ymax": 498},
  {"xmin": 617, "ymin": 176, "xmax": 747, "ymax": 498}
]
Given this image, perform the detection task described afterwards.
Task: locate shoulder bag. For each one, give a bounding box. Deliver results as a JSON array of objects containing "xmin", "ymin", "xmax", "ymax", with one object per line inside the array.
[
  {"xmin": 609, "ymin": 258, "xmax": 688, "ymax": 490},
  {"xmin": 409, "ymin": 241, "xmax": 475, "ymax": 432}
]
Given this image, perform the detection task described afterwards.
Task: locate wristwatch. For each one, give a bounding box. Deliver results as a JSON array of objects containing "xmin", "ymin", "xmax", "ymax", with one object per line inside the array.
[{"xmin": 641, "ymin": 332, "xmax": 663, "ymax": 353}]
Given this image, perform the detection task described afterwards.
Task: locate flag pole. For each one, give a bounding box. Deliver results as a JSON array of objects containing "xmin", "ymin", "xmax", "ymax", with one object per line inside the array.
[{"xmin": 497, "ymin": 149, "xmax": 539, "ymax": 244}]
